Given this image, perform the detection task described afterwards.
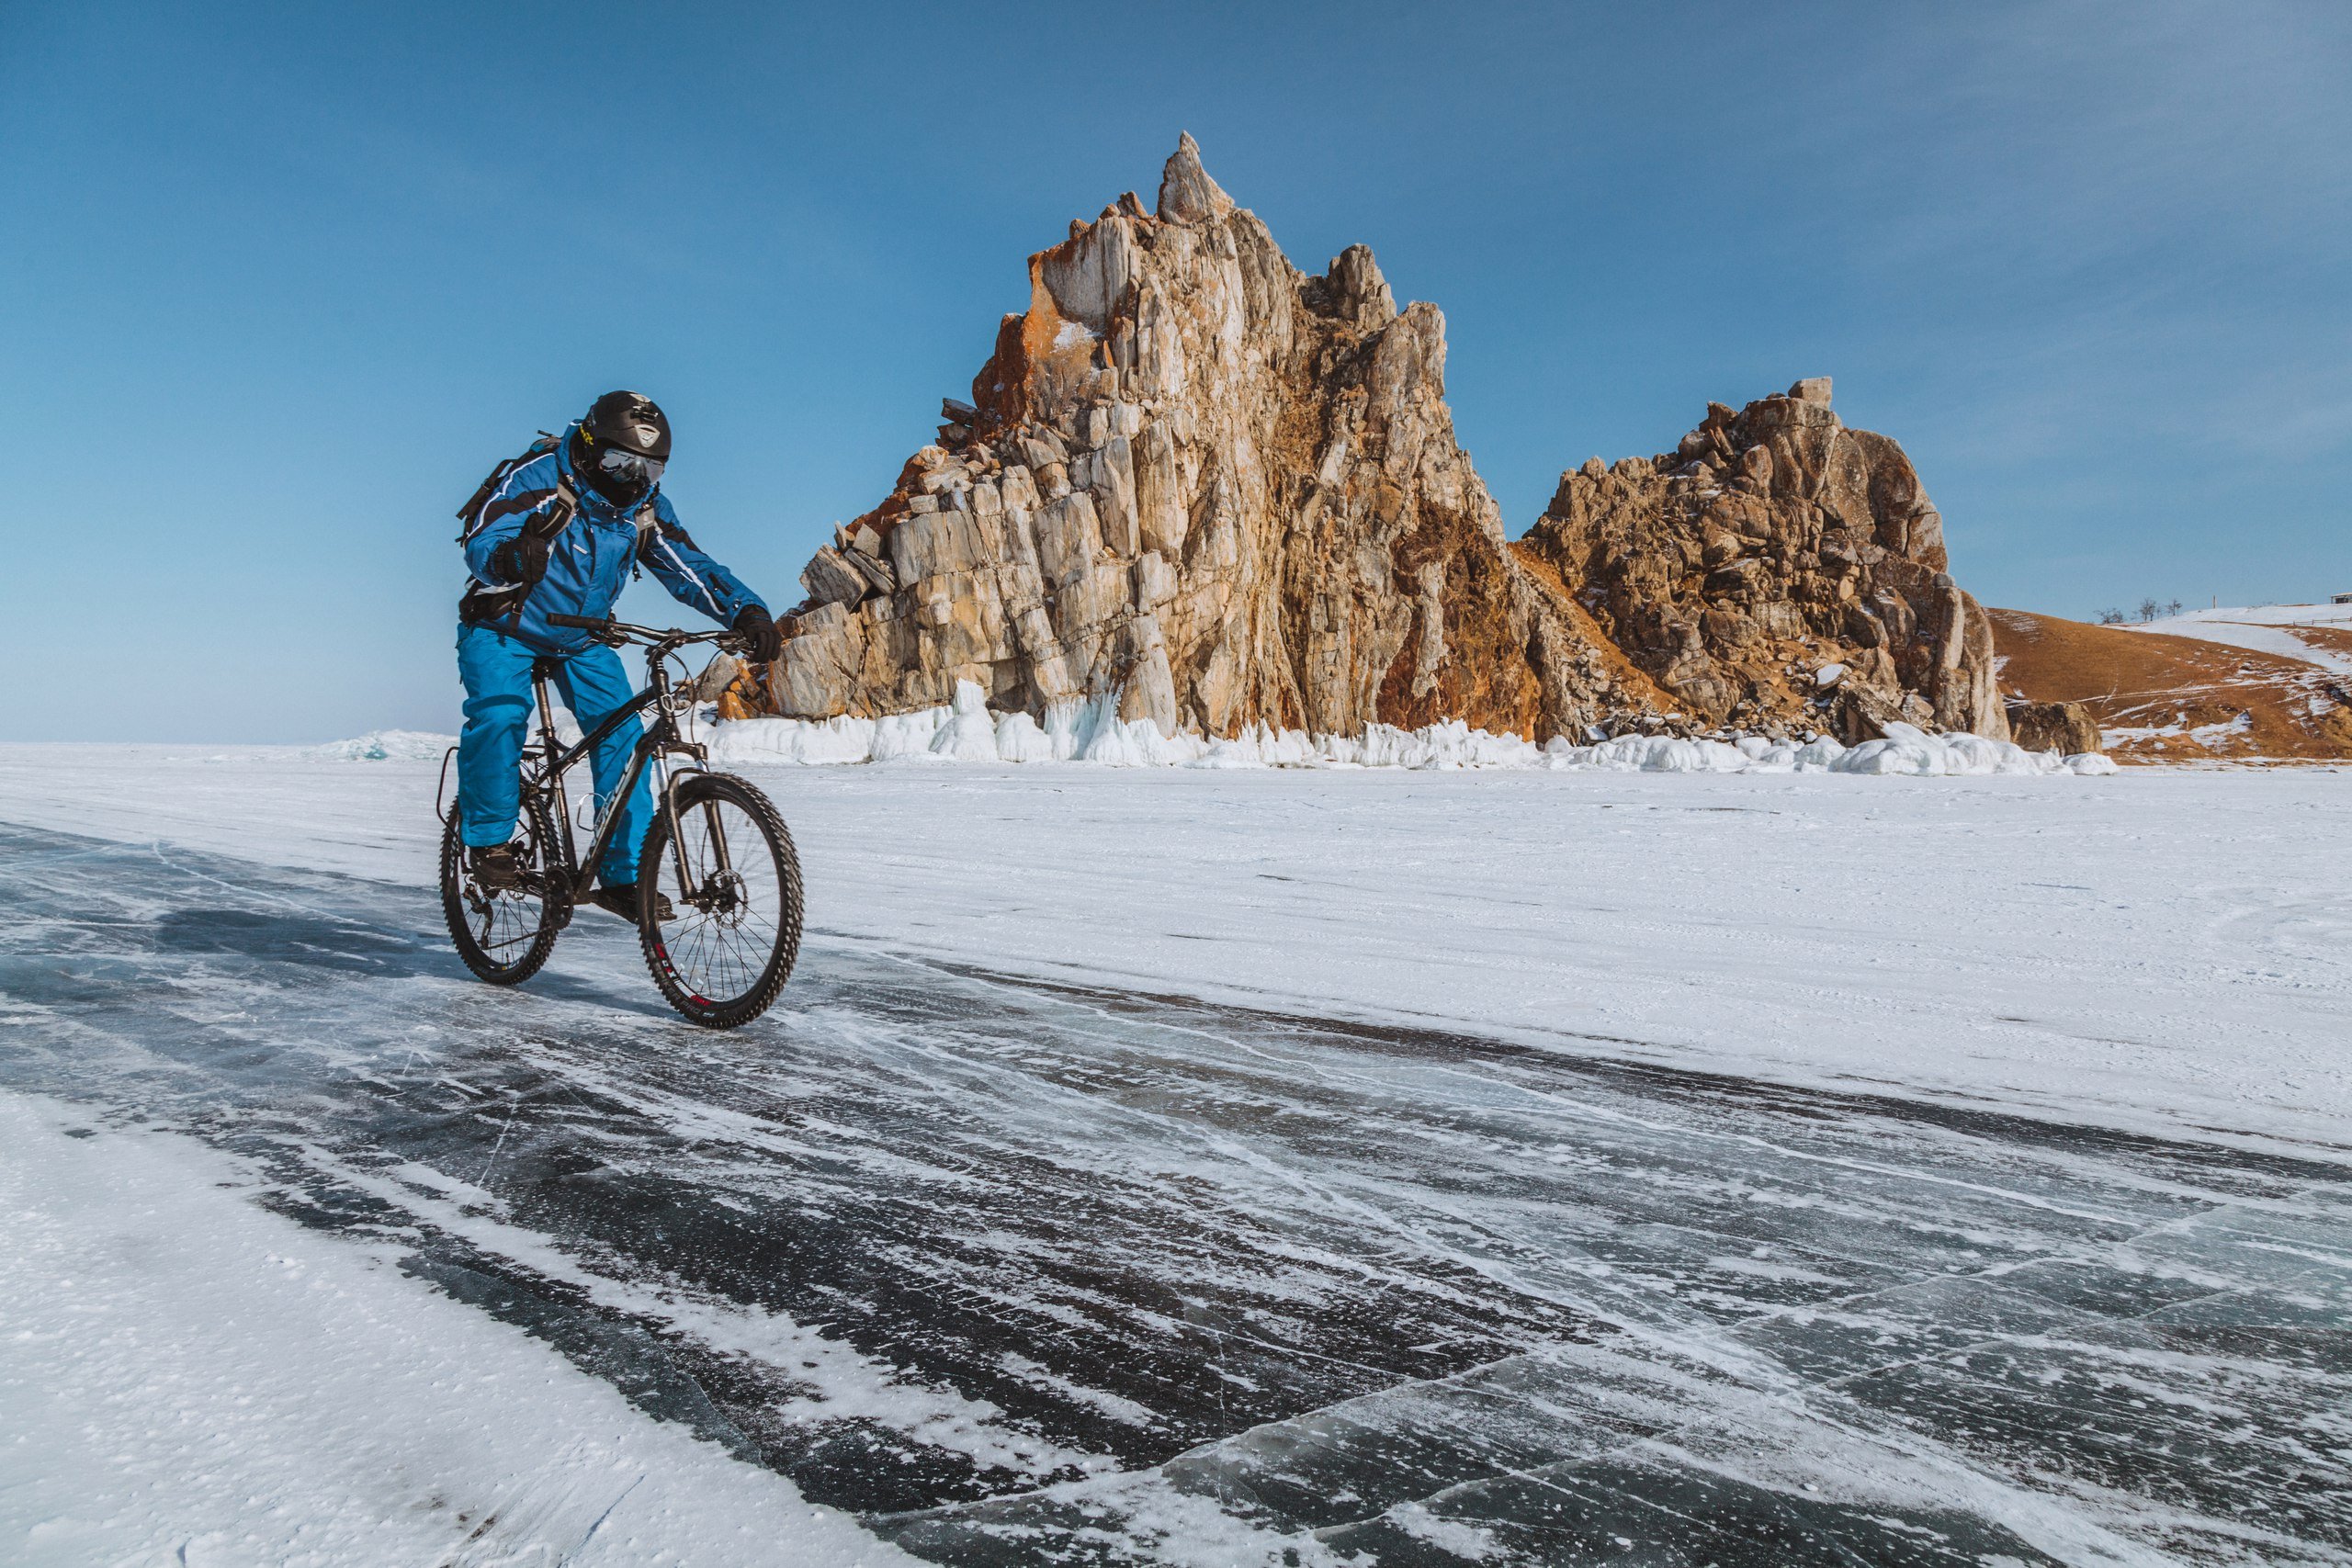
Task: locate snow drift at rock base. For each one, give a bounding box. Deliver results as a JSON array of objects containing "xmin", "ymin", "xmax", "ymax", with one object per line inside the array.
[{"xmin": 702, "ymin": 683, "xmax": 2111, "ymax": 775}]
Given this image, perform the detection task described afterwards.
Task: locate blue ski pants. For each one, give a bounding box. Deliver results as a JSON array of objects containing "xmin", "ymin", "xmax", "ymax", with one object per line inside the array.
[{"xmin": 456, "ymin": 625, "xmax": 650, "ymax": 886}]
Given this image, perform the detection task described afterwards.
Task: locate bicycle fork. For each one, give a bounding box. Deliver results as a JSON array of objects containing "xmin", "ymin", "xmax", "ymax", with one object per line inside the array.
[{"xmin": 656, "ymin": 755, "xmax": 738, "ymax": 912}]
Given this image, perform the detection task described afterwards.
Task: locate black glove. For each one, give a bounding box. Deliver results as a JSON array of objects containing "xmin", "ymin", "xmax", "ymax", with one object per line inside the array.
[
  {"xmin": 489, "ymin": 533, "xmax": 550, "ymax": 587},
  {"xmin": 732, "ymin": 604, "xmax": 782, "ymax": 663}
]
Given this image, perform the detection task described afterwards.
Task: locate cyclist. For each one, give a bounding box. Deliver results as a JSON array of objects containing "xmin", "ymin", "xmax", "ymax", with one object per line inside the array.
[{"xmin": 455, "ymin": 390, "xmax": 784, "ymax": 920}]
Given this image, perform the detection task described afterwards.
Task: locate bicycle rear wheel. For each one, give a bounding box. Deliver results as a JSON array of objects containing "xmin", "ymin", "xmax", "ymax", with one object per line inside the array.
[
  {"xmin": 637, "ymin": 772, "xmax": 803, "ymax": 1028},
  {"xmin": 440, "ymin": 793, "xmax": 566, "ymax": 985}
]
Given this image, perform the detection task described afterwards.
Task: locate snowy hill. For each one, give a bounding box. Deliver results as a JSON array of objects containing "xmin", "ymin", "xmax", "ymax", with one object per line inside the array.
[{"xmin": 2120, "ymin": 601, "xmax": 2352, "ymax": 678}]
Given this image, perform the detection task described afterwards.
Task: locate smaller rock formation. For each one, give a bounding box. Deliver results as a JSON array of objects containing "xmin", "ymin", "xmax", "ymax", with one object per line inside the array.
[
  {"xmin": 1520, "ymin": 381, "xmax": 2009, "ymax": 743},
  {"xmin": 2003, "ymin": 699, "xmax": 2102, "ymax": 756}
]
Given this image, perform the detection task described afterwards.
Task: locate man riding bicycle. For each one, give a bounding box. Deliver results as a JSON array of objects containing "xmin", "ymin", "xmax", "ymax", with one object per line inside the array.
[{"xmin": 455, "ymin": 390, "xmax": 783, "ymax": 921}]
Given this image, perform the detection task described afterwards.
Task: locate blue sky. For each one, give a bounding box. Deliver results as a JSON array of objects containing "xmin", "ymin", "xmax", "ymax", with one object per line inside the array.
[{"xmin": 4, "ymin": 1, "xmax": 2346, "ymax": 741}]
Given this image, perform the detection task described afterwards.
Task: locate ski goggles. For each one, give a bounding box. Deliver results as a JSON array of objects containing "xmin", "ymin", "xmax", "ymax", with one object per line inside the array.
[{"xmin": 596, "ymin": 446, "xmax": 665, "ymax": 485}]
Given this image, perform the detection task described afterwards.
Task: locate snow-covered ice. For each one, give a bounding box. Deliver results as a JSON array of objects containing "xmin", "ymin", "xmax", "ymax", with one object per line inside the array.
[
  {"xmin": 302, "ymin": 728, "xmax": 461, "ymax": 761},
  {"xmin": 0, "ymin": 743, "xmax": 2334, "ymax": 1153},
  {"xmin": 0, "ymin": 1092, "xmax": 910, "ymax": 1567},
  {"xmin": 1, "ymin": 743, "xmax": 2346, "ymax": 1563},
  {"xmin": 304, "ymin": 688, "xmax": 2114, "ymax": 779}
]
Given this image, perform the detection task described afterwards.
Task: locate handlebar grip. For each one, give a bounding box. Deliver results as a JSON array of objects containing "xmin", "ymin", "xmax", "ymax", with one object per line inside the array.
[{"xmin": 545, "ymin": 614, "xmax": 609, "ymax": 631}]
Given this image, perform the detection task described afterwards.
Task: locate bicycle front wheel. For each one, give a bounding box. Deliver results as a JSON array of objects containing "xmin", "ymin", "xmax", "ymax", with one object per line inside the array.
[{"xmin": 637, "ymin": 772, "xmax": 804, "ymax": 1028}]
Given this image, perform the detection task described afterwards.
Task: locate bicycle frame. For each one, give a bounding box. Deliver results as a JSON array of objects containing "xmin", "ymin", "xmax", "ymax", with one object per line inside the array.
[{"xmin": 520, "ymin": 623, "xmax": 738, "ymax": 908}]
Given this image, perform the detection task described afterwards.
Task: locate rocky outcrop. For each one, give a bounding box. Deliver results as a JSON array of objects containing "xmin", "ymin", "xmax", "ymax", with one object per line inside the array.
[
  {"xmin": 769, "ymin": 134, "xmax": 1651, "ymax": 740},
  {"xmin": 763, "ymin": 138, "xmax": 2006, "ymax": 749},
  {"xmin": 1519, "ymin": 381, "xmax": 2008, "ymax": 743},
  {"xmin": 2004, "ymin": 699, "xmax": 2102, "ymax": 757}
]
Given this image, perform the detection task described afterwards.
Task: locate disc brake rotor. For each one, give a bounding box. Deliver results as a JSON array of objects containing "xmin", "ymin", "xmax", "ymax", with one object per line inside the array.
[{"xmin": 691, "ymin": 870, "xmax": 749, "ymax": 925}]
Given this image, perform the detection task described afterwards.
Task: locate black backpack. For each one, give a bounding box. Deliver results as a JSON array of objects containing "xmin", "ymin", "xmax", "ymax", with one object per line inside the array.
[{"xmin": 455, "ymin": 433, "xmax": 656, "ymax": 626}]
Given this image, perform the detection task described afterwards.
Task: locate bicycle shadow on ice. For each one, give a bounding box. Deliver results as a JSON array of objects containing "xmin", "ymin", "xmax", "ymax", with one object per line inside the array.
[{"xmin": 153, "ymin": 906, "xmax": 444, "ymax": 976}]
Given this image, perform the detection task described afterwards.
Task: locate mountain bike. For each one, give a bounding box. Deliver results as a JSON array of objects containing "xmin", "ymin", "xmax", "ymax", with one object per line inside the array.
[{"xmin": 435, "ymin": 614, "xmax": 803, "ymax": 1028}]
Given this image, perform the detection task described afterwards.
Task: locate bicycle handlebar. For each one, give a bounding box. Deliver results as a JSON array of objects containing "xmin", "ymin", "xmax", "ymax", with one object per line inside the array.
[{"xmin": 546, "ymin": 613, "xmax": 745, "ymax": 652}]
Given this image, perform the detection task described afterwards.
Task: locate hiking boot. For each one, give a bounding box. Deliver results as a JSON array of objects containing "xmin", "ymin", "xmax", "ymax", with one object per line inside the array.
[
  {"xmin": 589, "ymin": 882, "xmax": 675, "ymax": 923},
  {"xmin": 468, "ymin": 843, "xmax": 522, "ymax": 892}
]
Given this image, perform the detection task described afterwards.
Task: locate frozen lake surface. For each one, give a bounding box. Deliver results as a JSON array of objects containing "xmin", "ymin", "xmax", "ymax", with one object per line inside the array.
[{"xmin": 4, "ymin": 798, "xmax": 2346, "ymax": 1565}]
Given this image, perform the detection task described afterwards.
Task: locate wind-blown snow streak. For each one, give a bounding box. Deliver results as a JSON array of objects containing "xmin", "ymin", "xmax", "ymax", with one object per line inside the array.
[
  {"xmin": 0, "ymin": 1091, "xmax": 909, "ymax": 1568},
  {"xmin": 0, "ymin": 744, "xmax": 2340, "ymax": 1155}
]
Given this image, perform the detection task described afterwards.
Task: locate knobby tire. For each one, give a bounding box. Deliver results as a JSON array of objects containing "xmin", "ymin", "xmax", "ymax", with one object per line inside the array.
[{"xmin": 636, "ymin": 772, "xmax": 803, "ymax": 1029}]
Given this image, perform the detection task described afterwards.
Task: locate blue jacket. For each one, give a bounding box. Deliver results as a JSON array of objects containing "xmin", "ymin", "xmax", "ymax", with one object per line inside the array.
[{"xmin": 458, "ymin": 423, "xmax": 765, "ymax": 655}]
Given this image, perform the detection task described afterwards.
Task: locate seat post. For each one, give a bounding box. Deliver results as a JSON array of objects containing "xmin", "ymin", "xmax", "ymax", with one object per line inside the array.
[{"xmin": 530, "ymin": 659, "xmax": 561, "ymax": 751}]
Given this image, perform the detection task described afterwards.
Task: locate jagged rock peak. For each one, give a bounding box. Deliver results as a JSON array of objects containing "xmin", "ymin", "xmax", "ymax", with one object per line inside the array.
[
  {"xmin": 1155, "ymin": 131, "xmax": 1233, "ymax": 225},
  {"xmin": 767, "ymin": 139, "xmax": 1638, "ymax": 742},
  {"xmin": 1323, "ymin": 244, "xmax": 1396, "ymax": 328}
]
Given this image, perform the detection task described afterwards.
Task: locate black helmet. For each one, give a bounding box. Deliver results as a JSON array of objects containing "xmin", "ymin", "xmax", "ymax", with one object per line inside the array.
[{"xmin": 572, "ymin": 389, "xmax": 671, "ymax": 504}]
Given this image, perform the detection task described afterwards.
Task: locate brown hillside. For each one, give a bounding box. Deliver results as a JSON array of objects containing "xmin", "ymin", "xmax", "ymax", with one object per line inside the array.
[{"xmin": 1988, "ymin": 608, "xmax": 2352, "ymax": 763}]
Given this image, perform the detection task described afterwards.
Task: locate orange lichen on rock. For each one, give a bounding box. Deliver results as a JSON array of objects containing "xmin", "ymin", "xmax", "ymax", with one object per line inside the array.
[{"xmin": 770, "ymin": 135, "xmax": 1640, "ymax": 736}]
